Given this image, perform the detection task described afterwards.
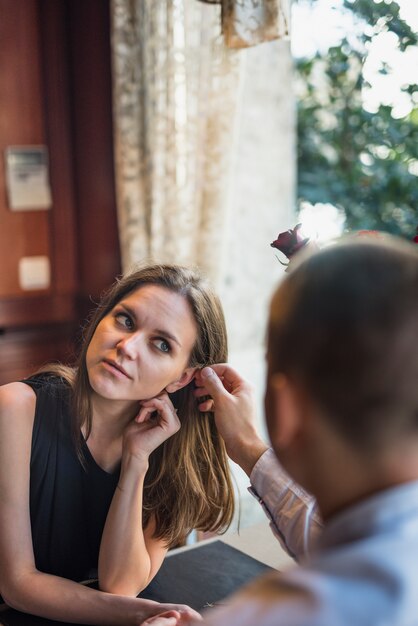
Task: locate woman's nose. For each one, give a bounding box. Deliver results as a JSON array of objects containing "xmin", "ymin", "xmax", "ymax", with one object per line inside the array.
[{"xmin": 116, "ymin": 332, "xmax": 141, "ymax": 359}]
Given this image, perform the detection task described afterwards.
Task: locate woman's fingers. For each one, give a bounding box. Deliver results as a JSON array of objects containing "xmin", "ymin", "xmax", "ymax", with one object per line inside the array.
[
  {"xmin": 123, "ymin": 393, "xmax": 182, "ymax": 458},
  {"xmin": 132, "ymin": 395, "xmax": 181, "ymax": 446},
  {"xmin": 136, "ymin": 405, "xmax": 157, "ymax": 424},
  {"xmin": 140, "ymin": 610, "xmax": 181, "ymax": 625},
  {"xmin": 136, "ymin": 394, "xmax": 179, "ymax": 427}
]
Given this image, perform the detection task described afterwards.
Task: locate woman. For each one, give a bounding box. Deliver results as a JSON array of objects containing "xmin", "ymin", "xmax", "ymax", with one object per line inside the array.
[{"xmin": 0, "ymin": 264, "xmax": 234, "ymax": 625}]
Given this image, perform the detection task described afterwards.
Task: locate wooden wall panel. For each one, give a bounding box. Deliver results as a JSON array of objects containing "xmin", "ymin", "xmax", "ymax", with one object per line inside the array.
[
  {"xmin": 0, "ymin": 0, "xmax": 44, "ymax": 141},
  {"xmin": 0, "ymin": 0, "xmax": 121, "ymax": 384},
  {"xmin": 67, "ymin": 0, "xmax": 121, "ymax": 304},
  {"xmin": 0, "ymin": 0, "xmax": 52, "ymax": 298},
  {"xmin": 40, "ymin": 0, "xmax": 78, "ymax": 298},
  {"xmin": 0, "ymin": 324, "xmax": 77, "ymax": 384}
]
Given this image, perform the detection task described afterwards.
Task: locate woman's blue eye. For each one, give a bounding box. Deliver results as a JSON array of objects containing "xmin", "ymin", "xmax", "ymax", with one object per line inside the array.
[
  {"xmin": 115, "ymin": 313, "xmax": 134, "ymax": 330},
  {"xmin": 154, "ymin": 338, "xmax": 170, "ymax": 353}
]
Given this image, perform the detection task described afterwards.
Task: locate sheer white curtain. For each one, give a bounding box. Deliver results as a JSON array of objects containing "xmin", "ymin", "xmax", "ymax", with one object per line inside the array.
[
  {"xmin": 111, "ymin": 0, "xmax": 242, "ymax": 280},
  {"xmin": 111, "ymin": 0, "xmax": 294, "ymax": 531}
]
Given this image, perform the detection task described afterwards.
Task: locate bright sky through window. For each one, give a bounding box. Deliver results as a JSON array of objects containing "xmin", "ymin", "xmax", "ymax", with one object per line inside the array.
[{"xmin": 292, "ymin": 0, "xmax": 417, "ymax": 115}]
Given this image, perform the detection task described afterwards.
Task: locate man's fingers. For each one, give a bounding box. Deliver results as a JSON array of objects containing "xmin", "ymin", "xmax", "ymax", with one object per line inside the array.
[
  {"xmin": 194, "ymin": 386, "xmax": 211, "ymax": 398},
  {"xmin": 195, "ymin": 364, "xmax": 245, "ymax": 395},
  {"xmin": 203, "ymin": 363, "xmax": 241, "ymax": 387},
  {"xmin": 198, "ymin": 367, "xmax": 228, "ymax": 397},
  {"xmin": 197, "ymin": 398, "xmax": 214, "ymax": 413}
]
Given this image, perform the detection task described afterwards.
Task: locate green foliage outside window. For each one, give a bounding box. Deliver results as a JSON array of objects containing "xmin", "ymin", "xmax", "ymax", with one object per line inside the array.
[{"xmin": 296, "ymin": 0, "xmax": 418, "ymax": 238}]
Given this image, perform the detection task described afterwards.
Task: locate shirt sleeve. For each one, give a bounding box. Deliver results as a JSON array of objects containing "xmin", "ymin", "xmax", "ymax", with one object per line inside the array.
[
  {"xmin": 200, "ymin": 569, "xmax": 326, "ymax": 626},
  {"xmin": 248, "ymin": 448, "xmax": 323, "ymax": 560}
]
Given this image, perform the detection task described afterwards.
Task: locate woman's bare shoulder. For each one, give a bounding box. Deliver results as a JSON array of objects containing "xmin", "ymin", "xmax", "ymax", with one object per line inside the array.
[{"xmin": 0, "ymin": 382, "xmax": 37, "ymax": 421}]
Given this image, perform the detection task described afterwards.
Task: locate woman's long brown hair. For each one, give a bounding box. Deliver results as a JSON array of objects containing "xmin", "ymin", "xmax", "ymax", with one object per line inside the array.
[{"xmin": 39, "ymin": 264, "xmax": 234, "ymax": 547}]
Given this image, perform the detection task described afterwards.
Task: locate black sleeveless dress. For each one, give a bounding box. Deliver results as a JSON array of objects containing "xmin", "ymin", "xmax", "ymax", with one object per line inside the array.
[{"xmin": 24, "ymin": 375, "xmax": 120, "ymax": 581}]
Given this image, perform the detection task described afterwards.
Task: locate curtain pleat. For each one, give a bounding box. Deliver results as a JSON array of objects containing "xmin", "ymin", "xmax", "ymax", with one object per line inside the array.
[{"xmin": 111, "ymin": 0, "xmax": 242, "ymax": 281}]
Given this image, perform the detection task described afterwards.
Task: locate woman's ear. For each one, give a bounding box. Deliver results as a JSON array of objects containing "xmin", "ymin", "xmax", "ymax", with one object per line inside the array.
[{"xmin": 165, "ymin": 367, "xmax": 197, "ymax": 393}]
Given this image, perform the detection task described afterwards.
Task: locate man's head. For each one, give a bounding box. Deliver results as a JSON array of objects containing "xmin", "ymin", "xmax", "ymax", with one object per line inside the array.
[{"xmin": 265, "ymin": 235, "xmax": 418, "ymax": 498}]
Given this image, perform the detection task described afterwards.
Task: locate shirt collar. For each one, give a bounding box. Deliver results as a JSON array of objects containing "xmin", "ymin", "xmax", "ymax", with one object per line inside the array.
[{"xmin": 319, "ymin": 479, "xmax": 418, "ymax": 550}]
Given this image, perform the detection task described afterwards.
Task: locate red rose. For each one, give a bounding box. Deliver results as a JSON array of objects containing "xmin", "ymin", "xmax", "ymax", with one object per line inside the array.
[
  {"xmin": 413, "ymin": 227, "xmax": 418, "ymax": 244},
  {"xmin": 271, "ymin": 223, "xmax": 310, "ymax": 261}
]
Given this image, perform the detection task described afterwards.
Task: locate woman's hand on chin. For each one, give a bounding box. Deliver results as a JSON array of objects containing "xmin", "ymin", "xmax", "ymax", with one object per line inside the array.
[{"xmin": 123, "ymin": 392, "xmax": 180, "ymax": 464}]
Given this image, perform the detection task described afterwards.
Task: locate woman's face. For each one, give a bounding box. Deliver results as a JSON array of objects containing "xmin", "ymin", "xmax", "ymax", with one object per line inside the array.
[{"xmin": 86, "ymin": 285, "xmax": 198, "ymax": 403}]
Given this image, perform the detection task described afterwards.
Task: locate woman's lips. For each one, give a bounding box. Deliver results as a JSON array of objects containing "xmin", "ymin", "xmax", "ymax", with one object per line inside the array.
[{"xmin": 102, "ymin": 359, "xmax": 132, "ymax": 379}]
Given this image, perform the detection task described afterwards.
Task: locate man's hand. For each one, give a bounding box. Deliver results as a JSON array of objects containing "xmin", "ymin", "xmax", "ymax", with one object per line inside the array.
[{"xmin": 194, "ymin": 364, "xmax": 268, "ymax": 476}]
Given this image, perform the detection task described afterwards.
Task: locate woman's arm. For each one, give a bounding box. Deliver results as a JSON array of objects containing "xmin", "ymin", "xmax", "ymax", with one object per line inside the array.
[
  {"xmin": 98, "ymin": 392, "xmax": 180, "ymax": 596},
  {"xmin": 0, "ymin": 384, "xmax": 199, "ymax": 626},
  {"xmin": 98, "ymin": 454, "xmax": 168, "ymax": 596}
]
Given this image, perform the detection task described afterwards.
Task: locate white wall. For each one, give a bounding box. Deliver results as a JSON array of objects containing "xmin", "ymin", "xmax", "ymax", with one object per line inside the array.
[{"xmin": 219, "ymin": 39, "xmax": 296, "ymax": 529}]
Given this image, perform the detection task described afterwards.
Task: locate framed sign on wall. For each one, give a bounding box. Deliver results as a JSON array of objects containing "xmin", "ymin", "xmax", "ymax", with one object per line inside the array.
[{"xmin": 5, "ymin": 145, "xmax": 52, "ymax": 211}]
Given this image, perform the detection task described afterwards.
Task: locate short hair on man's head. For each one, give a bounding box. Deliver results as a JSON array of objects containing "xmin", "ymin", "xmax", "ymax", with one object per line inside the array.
[{"xmin": 268, "ymin": 235, "xmax": 418, "ymax": 449}]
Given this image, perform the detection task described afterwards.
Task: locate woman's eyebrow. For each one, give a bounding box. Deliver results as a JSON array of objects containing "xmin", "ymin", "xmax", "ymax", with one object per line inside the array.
[
  {"xmin": 117, "ymin": 303, "xmax": 137, "ymax": 319},
  {"xmin": 118, "ymin": 303, "xmax": 182, "ymax": 347},
  {"xmin": 154, "ymin": 329, "xmax": 182, "ymax": 348}
]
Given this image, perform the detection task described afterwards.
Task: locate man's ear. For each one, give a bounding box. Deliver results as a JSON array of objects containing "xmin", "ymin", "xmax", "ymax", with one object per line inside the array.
[
  {"xmin": 267, "ymin": 374, "xmax": 304, "ymax": 450},
  {"xmin": 165, "ymin": 367, "xmax": 197, "ymax": 393}
]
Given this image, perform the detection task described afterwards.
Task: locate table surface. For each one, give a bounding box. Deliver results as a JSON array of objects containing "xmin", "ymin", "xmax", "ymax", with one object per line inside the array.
[{"xmin": 170, "ymin": 519, "xmax": 294, "ymax": 571}]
